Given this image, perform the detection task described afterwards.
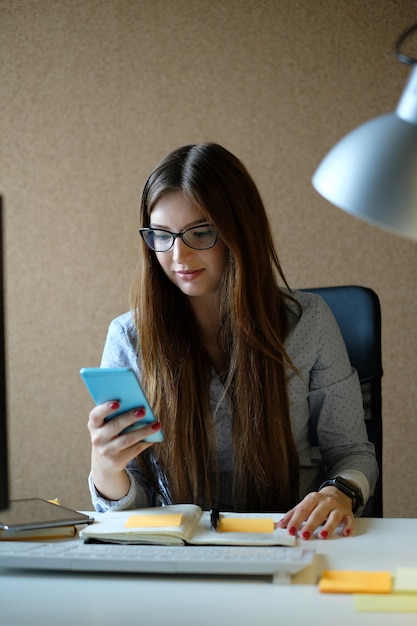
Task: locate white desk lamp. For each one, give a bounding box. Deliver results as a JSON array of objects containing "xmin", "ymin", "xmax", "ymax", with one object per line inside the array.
[{"xmin": 312, "ymin": 23, "xmax": 417, "ymax": 241}]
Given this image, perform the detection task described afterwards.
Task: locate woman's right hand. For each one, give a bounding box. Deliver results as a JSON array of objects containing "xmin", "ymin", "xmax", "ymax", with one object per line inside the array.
[{"xmin": 88, "ymin": 401, "xmax": 162, "ymax": 501}]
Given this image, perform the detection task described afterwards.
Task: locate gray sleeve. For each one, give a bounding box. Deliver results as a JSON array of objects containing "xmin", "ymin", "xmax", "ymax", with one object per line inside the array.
[
  {"xmin": 88, "ymin": 468, "xmax": 150, "ymax": 512},
  {"xmin": 100, "ymin": 312, "xmax": 141, "ymax": 379}
]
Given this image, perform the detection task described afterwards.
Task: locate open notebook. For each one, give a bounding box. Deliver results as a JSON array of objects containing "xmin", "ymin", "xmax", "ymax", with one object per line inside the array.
[{"xmin": 79, "ymin": 504, "xmax": 296, "ymax": 546}]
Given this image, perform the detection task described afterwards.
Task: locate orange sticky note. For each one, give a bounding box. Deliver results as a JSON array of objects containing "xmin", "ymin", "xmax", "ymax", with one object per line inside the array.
[
  {"xmin": 319, "ymin": 570, "xmax": 392, "ymax": 594},
  {"xmin": 218, "ymin": 517, "xmax": 274, "ymax": 533},
  {"xmin": 125, "ymin": 514, "xmax": 183, "ymax": 528}
]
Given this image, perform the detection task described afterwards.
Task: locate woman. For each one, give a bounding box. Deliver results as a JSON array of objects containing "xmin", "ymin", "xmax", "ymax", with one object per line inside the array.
[{"xmin": 88, "ymin": 143, "xmax": 378, "ymax": 540}]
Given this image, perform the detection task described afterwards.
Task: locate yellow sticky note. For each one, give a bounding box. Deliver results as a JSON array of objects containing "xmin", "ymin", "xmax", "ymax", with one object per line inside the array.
[
  {"xmin": 125, "ymin": 514, "xmax": 183, "ymax": 528},
  {"xmin": 354, "ymin": 594, "xmax": 417, "ymax": 612},
  {"xmin": 218, "ymin": 517, "xmax": 274, "ymax": 533},
  {"xmin": 319, "ymin": 570, "xmax": 392, "ymax": 594},
  {"xmin": 394, "ymin": 567, "xmax": 417, "ymax": 593}
]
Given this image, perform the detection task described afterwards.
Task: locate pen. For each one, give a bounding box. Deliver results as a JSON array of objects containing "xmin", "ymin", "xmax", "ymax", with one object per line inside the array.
[{"xmin": 210, "ymin": 508, "xmax": 220, "ymax": 531}]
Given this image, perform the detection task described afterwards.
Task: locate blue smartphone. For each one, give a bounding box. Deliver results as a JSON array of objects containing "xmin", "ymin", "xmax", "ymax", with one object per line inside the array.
[{"xmin": 80, "ymin": 367, "xmax": 164, "ymax": 442}]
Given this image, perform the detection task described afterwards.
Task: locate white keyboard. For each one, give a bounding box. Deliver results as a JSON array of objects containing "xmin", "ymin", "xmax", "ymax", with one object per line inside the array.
[{"xmin": 0, "ymin": 540, "xmax": 315, "ymax": 583}]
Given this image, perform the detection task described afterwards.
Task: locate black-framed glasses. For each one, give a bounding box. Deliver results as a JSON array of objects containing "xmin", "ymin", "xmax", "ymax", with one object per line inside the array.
[{"xmin": 139, "ymin": 223, "xmax": 218, "ymax": 252}]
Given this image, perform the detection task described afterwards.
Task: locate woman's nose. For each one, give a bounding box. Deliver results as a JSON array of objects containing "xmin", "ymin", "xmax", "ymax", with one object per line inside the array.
[{"xmin": 172, "ymin": 236, "xmax": 193, "ymax": 262}]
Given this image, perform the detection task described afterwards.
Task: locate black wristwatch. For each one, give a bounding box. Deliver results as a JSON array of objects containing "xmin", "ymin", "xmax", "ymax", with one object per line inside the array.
[{"xmin": 319, "ymin": 476, "xmax": 365, "ymax": 515}]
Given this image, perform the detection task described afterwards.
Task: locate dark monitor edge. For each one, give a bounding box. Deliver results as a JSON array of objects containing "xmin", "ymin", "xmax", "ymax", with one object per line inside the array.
[{"xmin": 0, "ymin": 196, "xmax": 9, "ymax": 511}]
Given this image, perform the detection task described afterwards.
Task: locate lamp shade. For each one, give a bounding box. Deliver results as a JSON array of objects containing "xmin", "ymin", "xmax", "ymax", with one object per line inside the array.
[{"xmin": 312, "ymin": 66, "xmax": 417, "ymax": 241}]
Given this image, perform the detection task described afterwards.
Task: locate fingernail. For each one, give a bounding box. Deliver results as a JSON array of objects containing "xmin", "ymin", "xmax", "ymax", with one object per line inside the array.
[
  {"xmin": 320, "ymin": 530, "xmax": 328, "ymax": 539},
  {"xmin": 301, "ymin": 530, "xmax": 311, "ymax": 540},
  {"xmin": 151, "ymin": 421, "xmax": 161, "ymax": 431},
  {"xmin": 134, "ymin": 408, "xmax": 146, "ymax": 418},
  {"xmin": 344, "ymin": 528, "xmax": 351, "ymax": 536},
  {"xmin": 289, "ymin": 526, "xmax": 297, "ymax": 536},
  {"xmin": 109, "ymin": 401, "xmax": 120, "ymax": 410}
]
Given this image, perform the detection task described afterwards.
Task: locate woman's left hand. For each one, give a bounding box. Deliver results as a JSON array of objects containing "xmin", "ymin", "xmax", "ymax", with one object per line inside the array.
[{"xmin": 277, "ymin": 486, "xmax": 354, "ymax": 540}]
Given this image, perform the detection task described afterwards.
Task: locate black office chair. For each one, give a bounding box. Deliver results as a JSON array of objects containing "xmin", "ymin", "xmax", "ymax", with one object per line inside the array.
[{"xmin": 301, "ymin": 285, "xmax": 383, "ymax": 517}]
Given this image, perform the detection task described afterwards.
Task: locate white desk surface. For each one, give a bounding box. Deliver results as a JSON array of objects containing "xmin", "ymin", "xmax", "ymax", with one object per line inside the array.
[{"xmin": 1, "ymin": 517, "xmax": 416, "ymax": 626}]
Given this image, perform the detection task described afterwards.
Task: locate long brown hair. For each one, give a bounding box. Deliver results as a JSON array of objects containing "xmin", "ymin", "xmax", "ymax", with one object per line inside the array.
[{"xmin": 130, "ymin": 143, "xmax": 300, "ymax": 512}]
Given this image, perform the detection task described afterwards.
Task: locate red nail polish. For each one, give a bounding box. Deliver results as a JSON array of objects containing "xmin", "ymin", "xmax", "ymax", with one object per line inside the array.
[
  {"xmin": 109, "ymin": 401, "xmax": 120, "ymax": 410},
  {"xmin": 151, "ymin": 421, "xmax": 161, "ymax": 431},
  {"xmin": 344, "ymin": 528, "xmax": 351, "ymax": 536},
  {"xmin": 289, "ymin": 526, "xmax": 297, "ymax": 536},
  {"xmin": 134, "ymin": 408, "xmax": 146, "ymax": 418},
  {"xmin": 301, "ymin": 530, "xmax": 311, "ymax": 540},
  {"xmin": 320, "ymin": 530, "xmax": 328, "ymax": 539}
]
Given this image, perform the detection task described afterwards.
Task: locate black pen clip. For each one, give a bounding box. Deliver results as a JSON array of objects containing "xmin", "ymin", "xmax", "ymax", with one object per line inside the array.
[{"xmin": 210, "ymin": 507, "xmax": 220, "ymax": 530}]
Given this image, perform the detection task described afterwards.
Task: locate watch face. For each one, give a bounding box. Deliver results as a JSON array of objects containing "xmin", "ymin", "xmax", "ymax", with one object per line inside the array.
[
  {"xmin": 335, "ymin": 477, "xmax": 356, "ymax": 493},
  {"xmin": 336, "ymin": 477, "xmax": 364, "ymax": 513}
]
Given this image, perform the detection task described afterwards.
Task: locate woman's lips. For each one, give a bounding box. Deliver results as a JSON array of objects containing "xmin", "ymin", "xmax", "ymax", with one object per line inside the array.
[{"xmin": 175, "ymin": 269, "xmax": 204, "ymax": 281}]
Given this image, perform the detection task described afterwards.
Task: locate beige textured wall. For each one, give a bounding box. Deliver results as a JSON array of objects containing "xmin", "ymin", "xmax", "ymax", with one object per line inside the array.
[{"xmin": 1, "ymin": 0, "xmax": 416, "ymax": 515}]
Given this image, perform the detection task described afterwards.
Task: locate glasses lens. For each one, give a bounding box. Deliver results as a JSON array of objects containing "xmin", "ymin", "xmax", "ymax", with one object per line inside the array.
[
  {"xmin": 142, "ymin": 229, "xmax": 174, "ymax": 251},
  {"xmin": 183, "ymin": 225, "xmax": 217, "ymax": 249}
]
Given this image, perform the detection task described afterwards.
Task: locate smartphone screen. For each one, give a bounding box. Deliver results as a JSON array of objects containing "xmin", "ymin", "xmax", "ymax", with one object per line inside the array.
[{"xmin": 80, "ymin": 367, "xmax": 163, "ymax": 442}]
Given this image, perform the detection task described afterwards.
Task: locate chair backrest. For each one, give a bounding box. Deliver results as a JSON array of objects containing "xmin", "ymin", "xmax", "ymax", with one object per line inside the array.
[{"xmin": 301, "ymin": 285, "xmax": 383, "ymax": 517}]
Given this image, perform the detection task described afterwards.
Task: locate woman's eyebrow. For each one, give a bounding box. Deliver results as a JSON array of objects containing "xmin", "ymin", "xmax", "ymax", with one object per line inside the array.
[{"xmin": 149, "ymin": 219, "xmax": 209, "ymax": 230}]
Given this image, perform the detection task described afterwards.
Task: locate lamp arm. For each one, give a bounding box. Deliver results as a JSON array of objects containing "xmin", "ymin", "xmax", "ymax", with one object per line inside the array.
[{"xmin": 395, "ymin": 22, "xmax": 417, "ymax": 65}]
